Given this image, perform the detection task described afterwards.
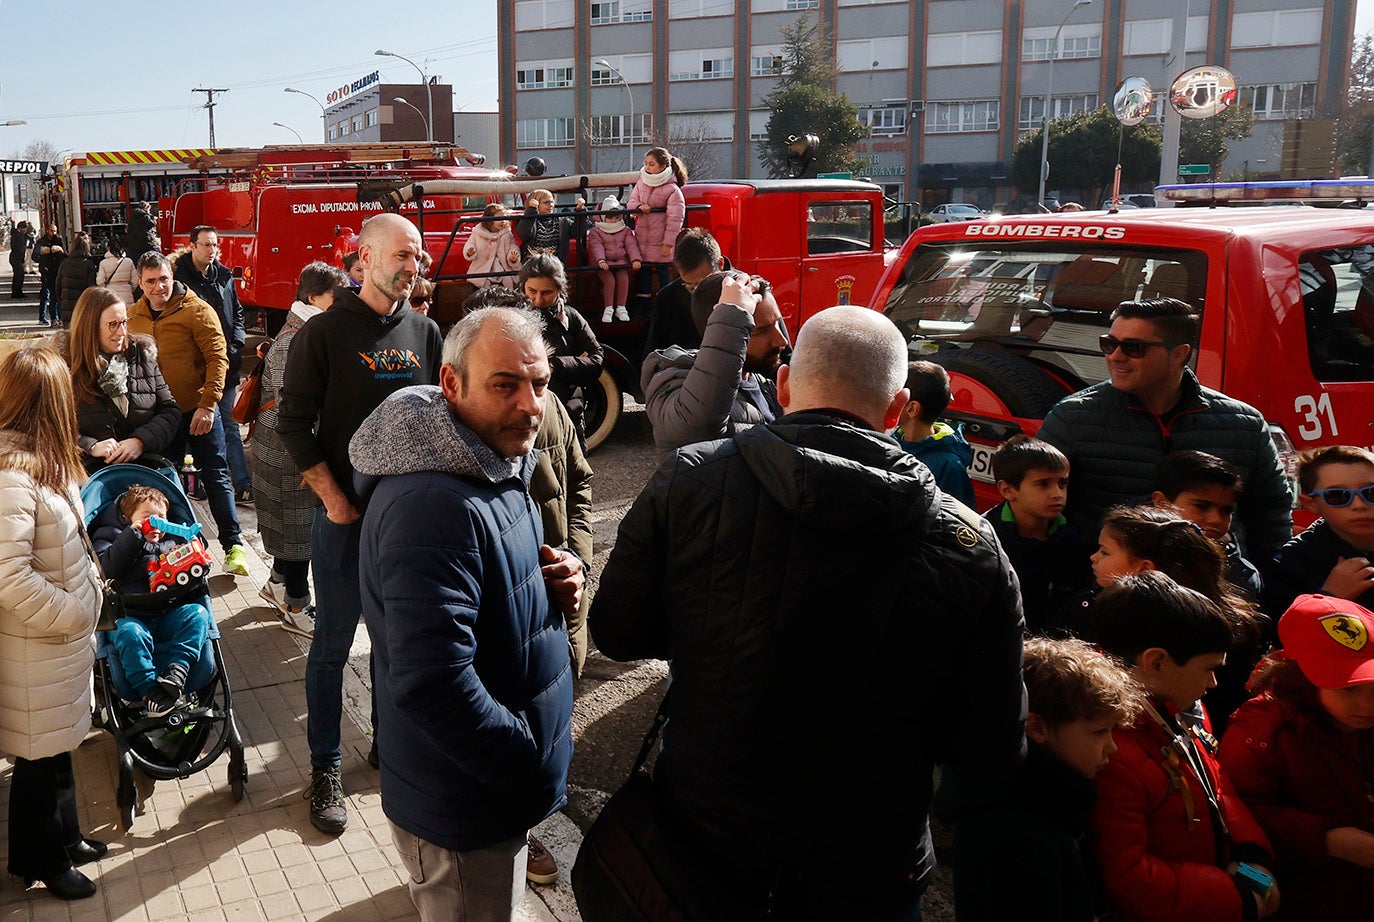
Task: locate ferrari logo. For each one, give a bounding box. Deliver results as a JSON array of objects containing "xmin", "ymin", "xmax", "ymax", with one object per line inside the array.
[{"xmin": 1321, "ymin": 614, "xmax": 1368, "ymax": 652}]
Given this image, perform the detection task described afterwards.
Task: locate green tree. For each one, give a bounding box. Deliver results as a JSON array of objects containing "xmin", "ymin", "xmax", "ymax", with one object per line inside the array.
[
  {"xmin": 1011, "ymin": 107, "xmax": 1162, "ymax": 202},
  {"xmin": 1336, "ymin": 31, "xmax": 1374, "ymax": 174},
  {"xmin": 757, "ymin": 13, "xmax": 867, "ymax": 177},
  {"xmin": 1179, "ymin": 104, "xmax": 1255, "ymax": 171}
]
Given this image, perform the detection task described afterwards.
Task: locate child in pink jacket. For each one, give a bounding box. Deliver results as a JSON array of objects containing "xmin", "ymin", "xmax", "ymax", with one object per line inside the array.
[
  {"xmin": 462, "ymin": 204, "xmax": 521, "ymax": 289},
  {"xmin": 626, "ymin": 147, "xmax": 687, "ymax": 313},
  {"xmin": 587, "ymin": 194, "xmax": 643, "ymax": 323}
]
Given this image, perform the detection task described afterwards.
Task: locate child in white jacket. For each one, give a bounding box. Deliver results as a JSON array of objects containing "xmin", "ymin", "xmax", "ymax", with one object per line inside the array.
[{"xmin": 462, "ymin": 204, "xmax": 521, "ymax": 289}]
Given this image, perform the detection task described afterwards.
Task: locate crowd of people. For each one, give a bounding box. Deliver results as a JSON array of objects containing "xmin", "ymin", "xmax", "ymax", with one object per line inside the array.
[{"xmin": 2, "ymin": 184, "xmax": 1372, "ymax": 922}]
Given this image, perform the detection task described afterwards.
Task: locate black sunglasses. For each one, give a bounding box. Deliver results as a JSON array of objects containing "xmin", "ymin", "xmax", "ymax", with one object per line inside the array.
[
  {"xmin": 1308, "ymin": 485, "xmax": 1374, "ymax": 507},
  {"xmin": 1098, "ymin": 334, "xmax": 1172, "ymax": 358}
]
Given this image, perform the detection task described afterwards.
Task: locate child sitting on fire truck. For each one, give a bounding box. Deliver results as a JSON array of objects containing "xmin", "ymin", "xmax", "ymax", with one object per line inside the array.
[{"xmin": 91, "ymin": 484, "xmax": 212, "ymax": 717}]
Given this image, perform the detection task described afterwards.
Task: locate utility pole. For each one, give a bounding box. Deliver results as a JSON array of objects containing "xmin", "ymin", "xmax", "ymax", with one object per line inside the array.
[{"xmin": 193, "ymin": 87, "xmax": 229, "ymax": 147}]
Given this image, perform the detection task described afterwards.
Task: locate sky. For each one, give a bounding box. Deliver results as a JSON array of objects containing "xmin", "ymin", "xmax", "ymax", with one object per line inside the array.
[
  {"xmin": 0, "ymin": 0, "xmax": 1369, "ymax": 161},
  {"xmin": 0, "ymin": 0, "xmax": 499, "ymax": 158}
]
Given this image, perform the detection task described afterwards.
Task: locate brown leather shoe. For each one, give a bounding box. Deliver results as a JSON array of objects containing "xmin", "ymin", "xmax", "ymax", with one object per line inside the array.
[{"xmin": 526, "ymin": 833, "xmax": 557, "ymax": 885}]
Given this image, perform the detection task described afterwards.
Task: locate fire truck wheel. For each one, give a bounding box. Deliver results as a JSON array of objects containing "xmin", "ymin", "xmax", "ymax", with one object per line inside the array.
[
  {"xmin": 931, "ymin": 347, "xmax": 1072, "ymax": 419},
  {"xmin": 176, "ymin": 572, "xmax": 190, "ymax": 586},
  {"xmin": 190, "ymin": 564, "xmax": 206, "ymax": 579},
  {"xmin": 582, "ymin": 368, "xmax": 622, "ymax": 452}
]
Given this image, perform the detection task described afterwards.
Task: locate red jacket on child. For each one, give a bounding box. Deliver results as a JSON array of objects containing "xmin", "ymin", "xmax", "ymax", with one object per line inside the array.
[
  {"xmin": 1219, "ymin": 692, "xmax": 1374, "ymax": 920},
  {"xmin": 1091, "ymin": 701, "xmax": 1273, "ymax": 922}
]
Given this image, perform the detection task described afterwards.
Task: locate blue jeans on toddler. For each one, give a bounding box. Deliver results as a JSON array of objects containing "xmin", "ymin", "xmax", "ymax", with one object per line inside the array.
[{"xmin": 111, "ymin": 603, "xmax": 212, "ymax": 697}]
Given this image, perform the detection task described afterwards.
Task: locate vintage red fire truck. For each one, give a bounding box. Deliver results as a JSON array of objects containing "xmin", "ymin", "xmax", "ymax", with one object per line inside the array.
[{"xmin": 871, "ymin": 179, "xmax": 1374, "ymax": 513}]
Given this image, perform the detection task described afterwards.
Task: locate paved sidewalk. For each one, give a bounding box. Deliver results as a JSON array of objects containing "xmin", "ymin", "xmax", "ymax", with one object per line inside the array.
[{"xmin": 0, "ymin": 258, "xmax": 580, "ymax": 921}]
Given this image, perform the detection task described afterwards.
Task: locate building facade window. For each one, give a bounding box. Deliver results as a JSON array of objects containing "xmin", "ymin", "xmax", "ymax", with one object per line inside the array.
[
  {"xmin": 1123, "ymin": 17, "xmax": 1208, "ymax": 56},
  {"xmin": 590, "ymin": 53, "xmax": 652, "ymax": 85},
  {"xmin": 514, "ymin": 0, "xmax": 574, "ymax": 31},
  {"xmin": 339, "ymin": 120, "xmax": 350, "ymax": 137},
  {"xmin": 925, "ymin": 100, "xmax": 999, "ymax": 133},
  {"xmin": 592, "ymin": 0, "xmax": 652, "ymax": 24},
  {"xmin": 668, "ymin": 111, "xmax": 735, "ymax": 142},
  {"xmin": 1242, "ymin": 82, "xmax": 1317, "ymax": 119},
  {"xmin": 1022, "ymin": 24, "xmax": 1102, "ymax": 61},
  {"xmin": 353, "ymin": 116, "xmax": 364, "ymax": 132},
  {"xmin": 926, "ymin": 31, "xmax": 1003, "ymax": 67},
  {"xmin": 517, "ymin": 116, "xmax": 576, "ymax": 148},
  {"xmin": 748, "ymin": 110, "xmax": 770, "ymax": 141},
  {"xmin": 669, "ymin": 48, "xmax": 734, "ymax": 81},
  {"xmin": 751, "ymin": 46, "xmax": 784, "ymax": 77},
  {"xmin": 785, "ymin": 0, "xmax": 820, "ymax": 9},
  {"xmin": 1232, "ymin": 9, "xmax": 1322, "ymax": 48},
  {"xmin": 366, "ymin": 110, "xmax": 378, "ymax": 127},
  {"xmin": 1017, "ymin": 94, "xmax": 1099, "ymax": 131},
  {"xmin": 859, "ymin": 107, "xmax": 907, "ymax": 136},
  {"xmin": 837, "ymin": 36, "xmax": 909, "ymax": 72},
  {"xmin": 670, "ymin": 0, "xmax": 732, "ymax": 17},
  {"xmin": 328, "ymin": 127, "xmax": 338, "ymax": 140},
  {"xmin": 589, "ymin": 113, "xmax": 653, "ymax": 144},
  {"xmin": 516, "ymin": 62, "xmax": 575, "ymax": 90}
]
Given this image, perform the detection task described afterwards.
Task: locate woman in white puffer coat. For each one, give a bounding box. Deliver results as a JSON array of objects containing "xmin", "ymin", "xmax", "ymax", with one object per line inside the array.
[{"xmin": 0, "ymin": 347, "xmax": 105, "ymax": 902}]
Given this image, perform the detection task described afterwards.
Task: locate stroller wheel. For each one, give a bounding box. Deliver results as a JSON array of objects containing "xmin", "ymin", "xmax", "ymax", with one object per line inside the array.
[{"xmin": 117, "ymin": 758, "xmax": 137, "ymax": 831}]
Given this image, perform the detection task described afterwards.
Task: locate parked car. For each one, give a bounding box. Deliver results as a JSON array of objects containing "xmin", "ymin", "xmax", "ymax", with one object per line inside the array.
[{"xmin": 925, "ymin": 203, "xmax": 988, "ymax": 223}]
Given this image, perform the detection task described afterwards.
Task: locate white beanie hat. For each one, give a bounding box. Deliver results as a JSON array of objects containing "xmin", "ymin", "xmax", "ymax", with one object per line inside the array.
[{"xmin": 600, "ymin": 194, "xmax": 621, "ymax": 212}]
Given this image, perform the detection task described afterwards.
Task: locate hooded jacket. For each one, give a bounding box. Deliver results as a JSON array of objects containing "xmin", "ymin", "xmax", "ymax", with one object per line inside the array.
[
  {"xmin": 1036, "ymin": 369, "xmax": 1293, "ymax": 561},
  {"xmin": 56, "ymin": 332, "xmax": 181, "ymax": 463},
  {"xmin": 626, "ymin": 171, "xmax": 686, "ymax": 257},
  {"xmin": 96, "ymin": 252, "xmax": 139, "ymax": 305},
  {"xmin": 898, "ymin": 421, "xmax": 976, "ymax": 507},
  {"xmin": 0, "ymin": 433, "xmax": 102, "ymax": 760},
  {"xmin": 591, "ymin": 413, "xmax": 1026, "ymax": 912},
  {"xmin": 462, "ymin": 222, "xmax": 521, "ymax": 288},
  {"xmin": 350, "ymin": 386, "xmax": 574, "ymax": 853},
  {"xmin": 587, "ymin": 215, "xmax": 643, "ymax": 266},
  {"xmin": 276, "ymin": 288, "xmax": 442, "ymax": 508},
  {"xmin": 642, "ymin": 302, "xmax": 781, "ymax": 462},
  {"xmin": 1218, "ymin": 692, "xmax": 1374, "ymax": 921},
  {"xmin": 127, "ymin": 282, "xmax": 228, "ymax": 414},
  {"xmin": 174, "ymin": 250, "xmax": 246, "ymax": 380}
]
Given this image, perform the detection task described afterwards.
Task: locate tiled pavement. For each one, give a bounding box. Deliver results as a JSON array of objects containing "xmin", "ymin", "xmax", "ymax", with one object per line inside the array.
[{"xmin": 0, "ymin": 261, "xmax": 577, "ymax": 921}]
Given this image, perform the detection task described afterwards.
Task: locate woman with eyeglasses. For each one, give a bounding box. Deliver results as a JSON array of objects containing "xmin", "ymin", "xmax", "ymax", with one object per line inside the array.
[
  {"xmin": 408, "ymin": 276, "xmax": 434, "ymax": 317},
  {"xmin": 58, "ymin": 287, "xmax": 181, "ymax": 473}
]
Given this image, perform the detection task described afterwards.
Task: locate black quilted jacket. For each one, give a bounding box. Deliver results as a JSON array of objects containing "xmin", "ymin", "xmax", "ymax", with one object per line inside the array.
[
  {"xmin": 62, "ymin": 334, "xmax": 181, "ymax": 460},
  {"xmin": 591, "ymin": 412, "xmax": 1027, "ymax": 915},
  {"xmin": 1037, "ymin": 369, "xmax": 1293, "ymax": 560}
]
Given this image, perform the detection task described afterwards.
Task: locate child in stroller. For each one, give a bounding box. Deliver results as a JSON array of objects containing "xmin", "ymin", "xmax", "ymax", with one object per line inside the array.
[{"xmin": 91, "ymin": 484, "xmax": 213, "ymax": 717}]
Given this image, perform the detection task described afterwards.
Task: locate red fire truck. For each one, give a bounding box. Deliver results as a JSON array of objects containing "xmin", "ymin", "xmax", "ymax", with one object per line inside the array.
[{"xmin": 871, "ymin": 179, "xmax": 1374, "ymax": 513}]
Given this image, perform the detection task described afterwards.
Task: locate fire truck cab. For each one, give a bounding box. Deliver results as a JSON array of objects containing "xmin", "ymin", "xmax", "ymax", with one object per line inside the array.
[{"xmin": 871, "ymin": 179, "xmax": 1374, "ymax": 512}]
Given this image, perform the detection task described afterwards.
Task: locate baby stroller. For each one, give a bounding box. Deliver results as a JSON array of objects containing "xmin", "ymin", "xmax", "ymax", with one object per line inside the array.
[{"xmin": 81, "ymin": 463, "xmax": 248, "ymax": 829}]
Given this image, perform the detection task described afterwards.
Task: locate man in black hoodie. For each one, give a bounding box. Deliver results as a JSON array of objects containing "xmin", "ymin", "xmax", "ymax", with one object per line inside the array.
[
  {"xmin": 277, "ymin": 212, "xmax": 443, "ymax": 836},
  {"xmin": 175, "ymin": 226, "xmax": 251, "ymax": 502},
  {"xmin": 592, "ymin": 305, "xmax": 1027, "ymax": 920}
]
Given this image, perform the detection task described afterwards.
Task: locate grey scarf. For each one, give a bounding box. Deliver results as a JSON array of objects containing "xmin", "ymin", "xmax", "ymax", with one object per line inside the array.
[{"xmin": 98, "ymin": 353, "xmax": 130, "ymax": 416}]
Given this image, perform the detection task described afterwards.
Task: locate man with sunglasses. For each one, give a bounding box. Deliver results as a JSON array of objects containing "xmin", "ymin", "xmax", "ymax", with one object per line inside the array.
[
  {"xmin": 1037, "ymin": 297, "xmax": 1292, "ymax": 561},
  {"xmin": 1264, "ymin": 445, "xmax": 1374, "ymax": 613}
]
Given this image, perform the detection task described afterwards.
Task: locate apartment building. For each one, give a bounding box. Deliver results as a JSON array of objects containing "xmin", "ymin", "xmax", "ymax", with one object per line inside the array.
[{"xmin": 499, "ymin": 0, "xmax": 1355, "ymax": 207}]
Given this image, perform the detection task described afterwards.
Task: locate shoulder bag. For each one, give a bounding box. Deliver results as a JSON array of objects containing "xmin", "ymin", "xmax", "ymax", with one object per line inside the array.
[
  {"xmin": 61, "ymin": 492, "xmax": 125, "ymax": 633},
  {"xmin": 571, "ymin": 690, "xmax": 745, "ymax": 921}
]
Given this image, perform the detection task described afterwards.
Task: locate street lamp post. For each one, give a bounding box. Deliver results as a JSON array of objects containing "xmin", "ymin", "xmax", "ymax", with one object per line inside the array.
[
  {"xmin": 1037, "ymin": 0, "xmax": 1094, "ymax": 210},
  {"xmin": 284, "ymin": 87, "xmax": 327, "ymax": 141},
  {"xmin": 377, "ymin": 50, "xmax": 433, "ymax": 143},
  {"xmin": 272, "ymin": 122, "xmax": 304, "ymax": 144},
  {"xmin": 594, "ymin": 59, "xmax": 635, "ymax": 169},
  {"xmin": 392, "ymin": 98, "xmax": 430, "ymax": 141}
]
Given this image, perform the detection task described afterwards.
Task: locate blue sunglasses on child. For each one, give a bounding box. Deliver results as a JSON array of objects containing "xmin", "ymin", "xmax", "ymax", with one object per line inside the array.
[{"xmin": 1307, "ymin": 485, "xmax": 1374, "ymax": 507}]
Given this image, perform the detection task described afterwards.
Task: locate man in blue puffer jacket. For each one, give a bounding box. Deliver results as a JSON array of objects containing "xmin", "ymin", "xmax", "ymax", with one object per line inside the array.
[{"xmin": 350, "ymin": 305, "xmax": 578, "ymax": 921}]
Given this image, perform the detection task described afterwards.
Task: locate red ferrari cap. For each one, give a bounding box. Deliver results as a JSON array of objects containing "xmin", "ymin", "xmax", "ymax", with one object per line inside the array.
[{"xmin": 1277, "ymin": 594, "xmax": 1374, "ymax": 689}]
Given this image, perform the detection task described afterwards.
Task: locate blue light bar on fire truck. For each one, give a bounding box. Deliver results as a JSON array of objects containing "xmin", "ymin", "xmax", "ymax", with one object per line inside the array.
[{"xmin": 1158, "ymin": 178, "xmax": 1374, "ymax": 203}]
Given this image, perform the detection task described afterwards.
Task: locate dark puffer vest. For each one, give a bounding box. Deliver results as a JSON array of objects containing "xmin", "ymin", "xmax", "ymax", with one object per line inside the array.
[{"xmin": 59, "ymin": 333, "xmax": 182, "ymax": 462}]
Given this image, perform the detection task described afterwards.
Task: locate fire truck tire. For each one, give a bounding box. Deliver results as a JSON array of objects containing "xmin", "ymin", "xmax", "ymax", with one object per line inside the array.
[
  {"xmin": 582, "ymin": 369, "xmax": 622, "ymax": 453},
  {"xmin": 931, "ymin": 347, "xmax": 1072, "ymax": 419},
  {"xmin": 176, "ymin": 572, "xmax": 190, "ymax": 587}
]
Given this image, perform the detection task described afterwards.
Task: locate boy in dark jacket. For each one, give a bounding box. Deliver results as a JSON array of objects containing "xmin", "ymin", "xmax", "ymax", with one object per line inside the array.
[
  {"xmin": 1151, "ymin": 450, "xmax": 1263, "ymax": 602},
  {"xmin": 955, "ymin": 636, "xmax": 1146, "ymax": 922},
  {"xmin": 1264, "ymin": 445, "xmax": 1374, "ymax": 614},
  {"xmin": 984, "ymin": 435, "xmax": 1091, "ymax": 633},
  {"xmin": 92, "ymin": 485, "xmax": 211, "ymax": 717},
  {"xmin": 894, "ymin": 360, "xmax": 975, "ymax": 506},
  {"xmin": 1091, "ymin": 572, "xmax": 1279, "ymax": 922}
]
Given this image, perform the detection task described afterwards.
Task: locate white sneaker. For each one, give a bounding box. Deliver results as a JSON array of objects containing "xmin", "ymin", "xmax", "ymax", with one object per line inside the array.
[
  {"xmin": 614, "ymin": 306, "xmax": 630, "ymax": 322},
  {"xmin": 280, "ymin": 606, "xmax": 316, "ymax": 638},
  {"xmin": 601, "ymin": 307, "xmax": 614, "ymax": 323},
  {"xmin": 259, "ymin": 579, "xmax": 290, "ymax": 616}
]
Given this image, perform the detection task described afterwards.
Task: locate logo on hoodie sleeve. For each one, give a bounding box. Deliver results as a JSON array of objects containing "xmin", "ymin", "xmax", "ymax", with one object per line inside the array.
[{"xmin": 358, "ymin": 349, "xmax": 423, "ymax": 379}]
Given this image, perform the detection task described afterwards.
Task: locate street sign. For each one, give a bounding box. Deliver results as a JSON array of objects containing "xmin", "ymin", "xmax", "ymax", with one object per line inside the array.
[
  {"xmin": 0, "ymin": 160, "xmax": 47, "ymax": 175},
  {"xmin": 817, "ymin": 172, "xmax": 852, "ymax": 179},
  {"xmin": 1179, "ymin": 164, "xmax": 1211, "ymax": 175}
]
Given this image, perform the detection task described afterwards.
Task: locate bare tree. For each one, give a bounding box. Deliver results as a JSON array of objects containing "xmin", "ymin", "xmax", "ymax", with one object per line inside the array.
[
  {"xmin": 652, "ymin": 117, "xmax": 724, "ymax": 181},
  {"xmin": 6, "ymin": 139, "xmax": 60, "ymax": 216}
]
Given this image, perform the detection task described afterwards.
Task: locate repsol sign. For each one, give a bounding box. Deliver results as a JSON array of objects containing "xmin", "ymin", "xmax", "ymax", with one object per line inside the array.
[
  {"xmin": 0, "ymin": 160, "xmax": 47, "ymax": 175},
  {"xmin": 327, "ymin": 71, "xmax": 381, "ymax": 105}
]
